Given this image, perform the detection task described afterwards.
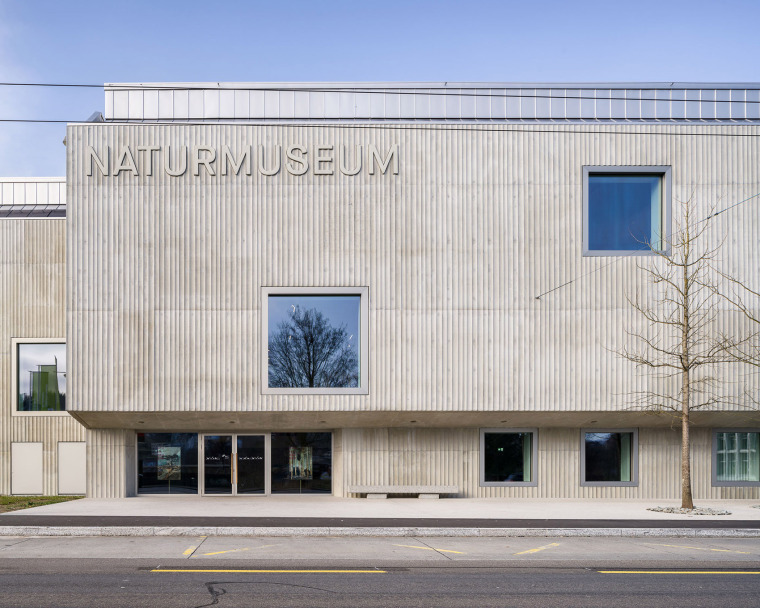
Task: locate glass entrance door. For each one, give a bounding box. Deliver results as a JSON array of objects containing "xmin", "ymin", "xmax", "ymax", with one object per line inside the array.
[
  {"xmin": 236, "ymin": 435, "xmax": 265, "ymax": 494},
  {"xmin": 203, "ymin": 435, "xmax": 233, "ymax": 494},
  {"xmin": 202, "ymin": 434, "xmax": 266, "ymax": 495}
]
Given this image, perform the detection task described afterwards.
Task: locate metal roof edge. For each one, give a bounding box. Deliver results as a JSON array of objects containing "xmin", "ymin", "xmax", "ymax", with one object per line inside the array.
[
  {"xmin": 0, "ymin": 177, "xmax": 66, "ymax": 182},
  {"xmin": 103, "ymin": 81, "xmax": 760, "ymax": 90}
]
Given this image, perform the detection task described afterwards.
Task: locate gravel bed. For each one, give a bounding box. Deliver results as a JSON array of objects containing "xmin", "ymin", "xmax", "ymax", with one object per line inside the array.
[{"xmin": 647, "ymin": 506, "xmax": 731, "ymax": 515}]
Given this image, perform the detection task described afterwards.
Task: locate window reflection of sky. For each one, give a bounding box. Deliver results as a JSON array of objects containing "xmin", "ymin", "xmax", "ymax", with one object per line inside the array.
[
  {"xmin": 18, "ymin": 343, "xmax": 66, "ymax": 394},
  {"xmin": 268, "ymin": 296, "xmax": 360, "ymax": 350},
  {"xmin": 588, "ymin": 175, "xmax": 661, "ymax": 251}
]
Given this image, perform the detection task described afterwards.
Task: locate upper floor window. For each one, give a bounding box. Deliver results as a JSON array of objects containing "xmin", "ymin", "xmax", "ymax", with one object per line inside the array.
[
  {"xmin": 583, "ymin": 166, "xmax": 670, "ymax": 256},
  {"xmin": 262, "ymin": 287, "xmax": 369, "ymax": 395},
  {"xmin": 15, "ymin": 341, "xmax": 66, "ymax": 412}
]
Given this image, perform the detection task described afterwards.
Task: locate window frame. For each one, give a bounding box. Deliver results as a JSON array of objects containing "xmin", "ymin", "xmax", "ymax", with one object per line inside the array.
[
  {"xmin": 580, "ymin": 428, "xmax": 639, "ymax": 487},
  {"xmin": 261, "ymin": 286, "xmax": 369, "ymax": 395},
  {"xmin": 712, "ymin": 428, "xmax": 760, "ymax": 487},
  {"xmin": 583, "ymin": 166, "xmax": 671, "ymax": 257},
  {"xmin": 11, "ymin": 338, "xmax": 69, "ymax": 417},
  {"xmin": 479, "ymin": 428, "xmax": 538, "ymax": 487}
]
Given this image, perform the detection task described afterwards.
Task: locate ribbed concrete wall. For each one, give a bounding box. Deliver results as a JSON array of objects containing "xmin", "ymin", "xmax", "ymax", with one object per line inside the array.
[
  {"xmin": 0, "ymin": 219, "xmax": 86, "ymax": 495},
  {"xmin": 86, "ymin": 429, "xmax": 136, "ymax": 498},
  {"xmin": 67, "ymin": 123, "xmax": 759, "ymax": 418},
  {"xmin": 341, "ymin": 427, "xmax": 759, "ymax": 499},
  {"xmin": 67, "ymin": 123, "xmax": 759, "ymax": 498}
]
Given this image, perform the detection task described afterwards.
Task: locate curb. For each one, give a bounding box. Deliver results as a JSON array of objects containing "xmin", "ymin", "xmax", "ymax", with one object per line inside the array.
[{"xmin": 1, "ymin": 526, "xmax": 759, "ymax": 538}]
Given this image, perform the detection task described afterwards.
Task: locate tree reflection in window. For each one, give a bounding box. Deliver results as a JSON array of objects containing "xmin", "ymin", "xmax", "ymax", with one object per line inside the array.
[{"xmin": 268, "ymin": 296, "xmax": 360, "ymax": 388}]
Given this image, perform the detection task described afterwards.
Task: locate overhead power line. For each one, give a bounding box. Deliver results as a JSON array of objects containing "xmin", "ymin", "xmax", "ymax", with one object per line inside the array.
[
  {"xmin": 0, "ymin": 119, "xmax": 69, "ymax": 123},
  {"xmin": 534, "ymin": 190, "xmax": 760, "ymax": 300},
  {"xmin": 1, "ymin": 119, "xmax": 760, "ymax": 138},
  {"xmin": 1, "ymin": 81, "xmax": 760, "ymax": 105}
]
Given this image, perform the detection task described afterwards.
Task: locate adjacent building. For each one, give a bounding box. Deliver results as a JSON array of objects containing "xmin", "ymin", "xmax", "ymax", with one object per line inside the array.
[{"xmin": 2, "ymin": 83, "xmax": 759, "ymax": 499}]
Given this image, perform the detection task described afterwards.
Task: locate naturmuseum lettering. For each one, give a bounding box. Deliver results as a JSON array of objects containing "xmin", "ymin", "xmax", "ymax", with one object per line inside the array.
[{"xmin": 86, "ymin": 143, "xmax": 399, "ymax": 178}]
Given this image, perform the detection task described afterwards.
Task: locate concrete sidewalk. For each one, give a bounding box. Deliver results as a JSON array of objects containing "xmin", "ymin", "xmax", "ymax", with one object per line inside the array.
[{"xmin": 2, "ymin": 496, "xmax": 759, "ymax": 537}]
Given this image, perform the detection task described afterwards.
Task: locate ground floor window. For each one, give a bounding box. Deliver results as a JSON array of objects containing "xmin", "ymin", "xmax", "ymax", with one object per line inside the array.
[
  {"xmin": 480, "ymin": 429, "xmax": 536, "ymax": 486},
  {"xmin": 713, "ymin": 430, "xmax": 760, "ymax": 486},
  {"xmin": 271, "ymin": 432, "xmax": 332, "ymax": 494},
  {"xmin": 581, "ymin": 429, "xmax": 638, "ymax": 486},
  {"xmin": 137, "ymin": 433, "xmax": 199, "ymax": 494}
]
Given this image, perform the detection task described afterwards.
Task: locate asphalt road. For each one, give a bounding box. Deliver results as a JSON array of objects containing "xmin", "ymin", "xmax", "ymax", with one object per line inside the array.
[{"xmin": 1, "ymin": 560, "xmax": 760, "ymax": 608}]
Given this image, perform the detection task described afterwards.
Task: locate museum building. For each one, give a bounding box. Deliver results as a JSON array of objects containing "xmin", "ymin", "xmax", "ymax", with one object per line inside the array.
[{"xmin": 1, "ymin": 82, "xmax": 759, "ymax": 499}]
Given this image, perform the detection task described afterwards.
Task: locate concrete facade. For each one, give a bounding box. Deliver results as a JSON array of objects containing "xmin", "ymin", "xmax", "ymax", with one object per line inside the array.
[
  {"xmin": 3, "ymin": 83, "xmax": 760, "ymax": 499},
  {"xmin": 0, "ymin": 178, "xmax": 86, "ymax": 495}
]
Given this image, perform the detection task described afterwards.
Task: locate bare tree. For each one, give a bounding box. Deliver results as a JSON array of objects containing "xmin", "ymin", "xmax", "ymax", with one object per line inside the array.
[
  {"xmin": 619, "ymin": 198, "xmax": 756, "ymax": 509},
  {"xmin": 715, "ymin": 273, "xmax": 760, "ymax": 378},
  {"xmin": 268, "ymin": 306, "xmax": 359, "ymax": 388}
]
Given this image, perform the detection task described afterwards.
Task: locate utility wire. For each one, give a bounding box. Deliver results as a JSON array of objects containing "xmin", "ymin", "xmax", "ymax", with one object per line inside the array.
[
  {"xmin": 1, "ymin": 119, "xmax": 760, "ymax": 137},
  {"xmin": 0, "ymin": 82, "xmax": 102, "ymax": 88},
  {"xmin": 0, "ymin": 119, "xmax": 69, "ymax": 123},
  {"xmin": 1, "ymin": 81, "xmax": 760, "ymax": 104},
  {"xmin": 534, "ymin": 190, "xmax": 760, "ymax": 300}
]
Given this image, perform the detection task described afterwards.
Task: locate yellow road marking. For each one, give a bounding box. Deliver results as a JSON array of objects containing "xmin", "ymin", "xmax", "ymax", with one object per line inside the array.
[
  {"xmin": 152, "ymin": 569, "xmax": 386, "ymax": 574},
  {"xmin": 599, "ymin": 571, "xmax": 760, "ymax": 574},
  {"xmin": 201, "ymin": 548, "xmax": 251, "ymax": 556},
  {"xmin": 393, "ymin": 544, "xmax": 465, "ymax": 554},
  {"xmin": 182, "ymin": 536, "xmax": 207, "ymax": 556},
  {"xmin": 514, "ymin": 542, "xmax": 560, "ymax": 555},
  {"xmin": 656, "ymin": 543, "xmax": 751, "ymax": 555}
]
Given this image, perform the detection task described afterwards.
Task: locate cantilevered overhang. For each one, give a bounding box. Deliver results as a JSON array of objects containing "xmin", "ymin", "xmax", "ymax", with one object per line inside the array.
[{"xmin": 67, "ymin": 410, "xmax": 760, "ymax": 431}]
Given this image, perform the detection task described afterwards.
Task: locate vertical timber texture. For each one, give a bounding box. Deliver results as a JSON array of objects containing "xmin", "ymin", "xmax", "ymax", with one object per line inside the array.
[{"xmin": 0, "ymin": 219, "xmax": 86, "ymax": 495}]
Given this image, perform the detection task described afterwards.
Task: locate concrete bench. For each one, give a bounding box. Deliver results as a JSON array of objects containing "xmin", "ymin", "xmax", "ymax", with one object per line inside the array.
[{"xmin": 348, "ymin": 485, "xmax": 458, "ymax": 499}]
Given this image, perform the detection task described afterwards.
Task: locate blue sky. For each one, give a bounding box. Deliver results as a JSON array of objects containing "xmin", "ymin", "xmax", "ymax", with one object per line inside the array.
[
  {"xmin": 268, "ymin": 296, "xmax": 360, "ymax": 352},
  {"xmin": 1, "ymin": 0, "xmax": 759, "ymax": 176},
  {"xmin": 18, "ymin": 342, "xmax": 66, "ymax": 394}
]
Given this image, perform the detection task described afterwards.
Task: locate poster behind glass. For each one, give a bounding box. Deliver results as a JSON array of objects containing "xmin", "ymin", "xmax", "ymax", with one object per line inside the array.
[
  {"xmin": 138, "ymin": 433, "xmax": 198, "ymax": 493},
  {"xmin": 271, "ymin": 433, "xmax": 331, "ymax": 493}
]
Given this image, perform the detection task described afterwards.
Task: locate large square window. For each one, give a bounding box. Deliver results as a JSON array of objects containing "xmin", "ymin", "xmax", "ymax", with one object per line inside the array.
[
  {"xmin": 713, "ymin": 430, "xmax": 760, "ymax": 486},
  {"xmin": 584, "ymin": 166, "xmax": 670, "ymax": 255},
  {"xmin": 480, "ymin": 429, "xmax": 537, "ymax": 486},
  {"xmin": 14, "ymin": 341, "xmax": 66, "ymax": 412},
  {"xmin": 581, "ymin": 429, "xmax": 638, "ymax": 486},
  {"xmin": 262, "ymin": 287, "xmax": 369, "ymax": 394}
]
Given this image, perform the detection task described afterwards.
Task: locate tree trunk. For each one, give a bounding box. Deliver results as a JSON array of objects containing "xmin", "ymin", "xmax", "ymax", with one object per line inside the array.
[
  {"xmin": 681, "ymin": 369, "xmax": 694, "ymax": 509},
  {"xmin": 680, "ymin": 227, "xmax": 694, "ymax": 510}
]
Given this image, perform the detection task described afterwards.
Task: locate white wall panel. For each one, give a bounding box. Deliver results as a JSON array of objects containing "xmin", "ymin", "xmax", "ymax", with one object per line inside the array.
[
  {"xmin": 58, "ymin": 442, "xmax": 86, "ymax": 494},
  {"xmin": 11, "ymin": 442, "xmax": 43, "ymax": 495}
]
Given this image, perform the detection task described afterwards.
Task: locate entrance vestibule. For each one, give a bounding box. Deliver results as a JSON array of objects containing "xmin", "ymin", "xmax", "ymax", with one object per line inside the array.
[
  {"xmin": 202, "ymin": 434, "xmax": 266, "ymax": 495},
  {"xmin": 137, "ymin": 431, "xmax": 332, "ymax": 496}
]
